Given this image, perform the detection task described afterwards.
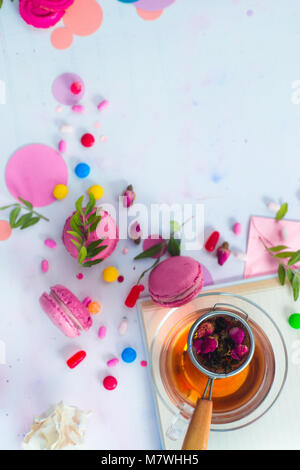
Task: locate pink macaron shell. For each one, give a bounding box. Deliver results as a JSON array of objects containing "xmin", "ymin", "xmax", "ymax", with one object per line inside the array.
[
  {"xmin": 51, "ymin": 285, "xmax": 92, "ymax": 331},
  {"xmin": 62, "ymin": 209, "xmax": 119, "ymax": 261},
  {"xmin": 40, "ymin": 292, "xmax": 80, "ymax": 338},
  {"xmin": 148, "ymin": 256, "xmax": 204, "ymax": 307}
]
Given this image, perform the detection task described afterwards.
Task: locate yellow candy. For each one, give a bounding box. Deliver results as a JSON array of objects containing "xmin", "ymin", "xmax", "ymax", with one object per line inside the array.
[
  {"xmin": 88, "ymin": 185, "xmax": 104, "ymax": 200},
  {"xmin": 53, "ymin": 184, "xmax": 68, "ymax": 200},
  {"xmin": 103, "ymin": 266, "xmax": 119, "ymax": 283}
]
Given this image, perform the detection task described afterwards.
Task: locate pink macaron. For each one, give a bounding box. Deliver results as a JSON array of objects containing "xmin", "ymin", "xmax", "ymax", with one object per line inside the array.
[
  {"xmin": 148, "ymin": 256, "xmax": 204, "ymax": 308},
  {"xmin": 40, "ymin": 285, "xmax": 92, "ymax": 338},
  {"xmin": 62, "ymin": 209, "xmax": 119, "ymax": 262}
]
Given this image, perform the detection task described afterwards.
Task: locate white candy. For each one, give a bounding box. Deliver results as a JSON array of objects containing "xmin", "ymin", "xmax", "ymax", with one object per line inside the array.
[
  {"xmin": 281, "ymin": 227, "xmax": 288, "ymax": 240},
  {"xmin": 118, "ymin": 317, "xmax": 128, "ymax": 336},
  {"xmin": 267, "ymin": 201, "xmax": 281, "ymax": 213},
  {"xmin": 60, "ymin": 124, "xmax": 74, "ymax": 133}
]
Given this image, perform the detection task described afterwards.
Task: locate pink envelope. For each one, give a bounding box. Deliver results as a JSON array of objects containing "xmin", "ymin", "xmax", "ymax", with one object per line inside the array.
[{"xmin": 244, "ymin": 216, "xmax": 300, "ymax": 278}]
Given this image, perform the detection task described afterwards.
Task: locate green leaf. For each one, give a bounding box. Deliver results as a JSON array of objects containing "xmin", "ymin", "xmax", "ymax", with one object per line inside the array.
[
  {"xmin": 0, "ymin": 205, "xmax": 13, "ymax": 211},
  {"xmin": 286, "ymin": 268, "xmax": 294, "ymax": 283},
  {"xmin": 134, "ymin": 242, "xmax": 165, "ymax": 260},
  {"xmin": 83, "ymin": 259, "xmax": 104, "ymax": 268},
  {"xmin": 20, "ymin": 217, "xmax": 40, "ymax": 229},
  {"xmin": 67, "ymin": 230, "xmax": 83, "ymax": 242},
  {"xmin": 9, "ymin": 207, "xmax": 21, "ymax": 228},
  {"xmin": 89, "ymin": 216, "xmax": 101, "ymax": 232},
  {"xmin": 274, "ymin": 251, "xmax": 296, "ymax": 259},
  {"xmin": 288, "ymin": 250, "xmax": 300, "ymax": 267},
  {"xmin": 167, "ymin": 236, "xmax": 181, "ymax": 256},
  {"xmin": 170, "ymin": 220, "xmax": 181, "ymax": 233},
  {"xmin": 278, "ymin": 263, "xmax": 286, "ymax": 286},
  {"xmin": 292, "ymin": 275, "xmax": 300, "ymax": 301},
  {"xmin": 75, "ymin": 195, "xmax": 84, "ymax": 215},
  {"xmin": 14, "ymin": 213, "xmax": 32, "ymax": 228},
  {"xmin": 85, "ymin": 193, "xmax": 96, "ymax": 216},
  {"xmin": 18, "ymin": 197, "xmax": 33, "ymax": 210},
  {"xmin": 70, "ymin": 213, "xmax": 82, "ymax": 233},
  {"xmin": 0, "ymin": 1, "xmax": 3, "ymax": 8},
  {"xmin": 78, "ymin": 246, "xmax": 87, "ymax": 264},
  {"xmin": 275, "ymin": 202, "xmax": 288, "ymax": 221},
  {"xmin": 87, "ymin": 212, "xmax": 98, "ymax": 225},
  {"xmin": 268, "ymin": 245, "xmax": 288, "ymax": 253},
  {"xmin": 70, "ymin": 239, "xmax": 82, "ymax": 249},
  {"xmin": 86, "ymin": 245, "xmax": 107, "ymax": 258}
]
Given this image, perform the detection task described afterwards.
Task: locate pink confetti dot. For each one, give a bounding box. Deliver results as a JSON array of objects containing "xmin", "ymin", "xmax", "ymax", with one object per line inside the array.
[
  {"xmin": 140, "ymin": 360, "xmax": 147, "ymax": 367},
  {"xmin": 118, "ymin": 275, "xmax": 124, "ymax": 283},
  {"xmin": 122, "ymin": 247, "xmax": 129, "ymax": 254},
  {"xmin": 77, "ymin": 273, "xmax": 84, "ymax": 280},
  {"xmin": 100, "ymin": 135, "xmax": 107, "ymax": 143}
]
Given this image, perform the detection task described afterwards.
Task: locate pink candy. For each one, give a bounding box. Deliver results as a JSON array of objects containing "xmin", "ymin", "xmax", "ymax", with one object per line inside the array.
[
  {"xmin": 97, "ymin": 100, "xmax": 109, "ymax": 111},
  {"xmin": 44, "ymin": 238, "xmax": 57, "ymax": 249},
  {"xmin": 58, "ymin": 140, "xmax": 67, "ymax": 153},
  {"xmin": 41, "ymin": 259, "xmax": 49, "ymax": 273},
  {"xmin": 98, "ymin": 326, "xmax": 107, "ymax": 339},
  {"xmin": 72, "ymin": 105, "xmax": 85, "ymax": 113},
  {"xmin": 107, "ymin": 358, "xmax": 119, "ymax": 367},
  {"xmin": 233, "ymin": 222, "xmax": 242, "ymax": 235}
]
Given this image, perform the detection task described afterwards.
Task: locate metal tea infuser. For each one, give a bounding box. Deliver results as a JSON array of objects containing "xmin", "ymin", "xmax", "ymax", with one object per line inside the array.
[{"xmin": 182, "ymin": 303, "xmax": 255, "ymax": 450}]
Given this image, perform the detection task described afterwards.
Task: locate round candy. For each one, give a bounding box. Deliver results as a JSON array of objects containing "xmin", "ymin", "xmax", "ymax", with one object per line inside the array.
[
  {"xmin": 88, "ymin": 301, "xmax": 101, "ymax": 314},
  {"xmin": 88, "ymin": 185, "xmax": 103, "ymax": 200},
  {"xmin": 75, "ymin": 163, "xmax": 90, "ymax": 179},
  {"xmin": 103, "ymin": 375, "xmax": 118, "ymax": 390},
  {"xmin": 70, "ymin": 81, "xmax": 82, "ymax": 95},
  {"xmin": 121, "ymin": 347, "xmax": 137, "ymax": 363},
  {"xmin": 288, "ymin": 313, "xmax": 300, "ymax": 329},
  {"xmin": 103, "ymin": 266, "xmax": 119, "ymax": 283},
  {"xmin": 81, "ymin": 133, "xmax": 95, "ymax": 148},
  {"xmin": 53, "ymin": 184, "xmax": 69, "ymax": 200}
]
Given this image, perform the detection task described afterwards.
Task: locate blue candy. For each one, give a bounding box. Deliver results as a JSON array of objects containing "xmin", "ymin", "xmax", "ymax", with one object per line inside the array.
[
  {"xmin": 121, "ymin": 347, "xmax": 137, "ymax": 363},
  {"xmin": 75, "ymin": 163, "xmax": 90, "ymax": 179}
]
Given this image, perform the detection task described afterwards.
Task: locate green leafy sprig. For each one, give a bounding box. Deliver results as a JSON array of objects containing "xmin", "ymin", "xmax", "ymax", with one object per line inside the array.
[
  {"xmin": 67, "ymin": 193, "xmax": 107, "ymax": 270},
  {"xmin": 261, "ymin": 239, "xmax": 300, "ymax": 301},
  {"xmin": 0, "ymin": 197, "xmax": 49, "ymax": 230},
  {"xmin": 275, "ymin": 202, "xmax": 288, "ymax": 221}
]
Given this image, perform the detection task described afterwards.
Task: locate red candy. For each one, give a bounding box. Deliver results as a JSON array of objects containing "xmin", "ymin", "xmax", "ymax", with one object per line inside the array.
[
  {"xmin": 70, "ymin": 81, "xmax": 82, "ymax": 95},
  {"xmin": 103, "ymin": 375, "xmax": 118, "ymax": 390},
  {"xmin": 66, "ymin": 350, "xmax": 86, "ymax": 369},
  {"xmin": 205, "ymin": 231, "xmax": 220, "ymax": 252},
  {"xmin": 81, "ymin": 133, "xmax": 95, "ymax": 148},
  {"xmin": 125, "ymin": 284, "xmax": 145, "ymax": 308}
]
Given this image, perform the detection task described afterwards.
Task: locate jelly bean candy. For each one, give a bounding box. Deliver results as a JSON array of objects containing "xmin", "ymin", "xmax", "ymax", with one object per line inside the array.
[
  {"xmin": 66, "ymin": 350, "xmax": 86, "ymax": 369},
  {"xmin": 125, "ymin": 284, "xmax": 145, "ymax": 308},
  {"xmin": 205, "ymin": 231, "xmax": 220, "ymax": 252}
]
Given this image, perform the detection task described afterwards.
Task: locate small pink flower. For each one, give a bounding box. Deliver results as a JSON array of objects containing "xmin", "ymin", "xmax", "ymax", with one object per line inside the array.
[
  {"xmin": 217, "ymin": 242, "xmax": 231, "ymax": 265},
  {"xmin": 231, "ymin": 344, "xmax": 249, "ymax": 361},
  {"xmin": 229, "ymin": 327, "xmax": 245, "ymax": 345},
  {"xmin": 194, "ymin": 336, "xmax": 218, "ymax": 354},
  {"xmin": 196, "ymin": 322, "xmax": 214, "ymax": 338},
  {"xmin": 122, "ymin": 185, "xmax": 136, "ymax": 208}
]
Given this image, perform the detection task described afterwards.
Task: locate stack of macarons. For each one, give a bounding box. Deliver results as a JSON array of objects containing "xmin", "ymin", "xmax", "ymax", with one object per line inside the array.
[
  {"xmin": 40, "ymin": 285, "xmax": 92, "ymax": 338},
  {"xmin": 148, "ymin": 256, "xmax": 203, "ymax": 307}
]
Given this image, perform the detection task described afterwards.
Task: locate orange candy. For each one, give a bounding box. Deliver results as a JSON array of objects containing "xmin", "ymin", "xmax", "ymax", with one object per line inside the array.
[{"xmin": 88, "ymin": 301, "xmax": 101, "ymax": 314}]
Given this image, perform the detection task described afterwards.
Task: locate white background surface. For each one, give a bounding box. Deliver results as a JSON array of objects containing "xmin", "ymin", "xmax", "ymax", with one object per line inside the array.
[{"xmin": 0, "ymin": 0, "xmax": 300, "ymax": 450}]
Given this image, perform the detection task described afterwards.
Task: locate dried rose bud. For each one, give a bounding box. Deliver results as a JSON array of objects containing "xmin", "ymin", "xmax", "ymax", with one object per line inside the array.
[
  {"xmin": 196, "ymin": 322, "xmax": 214, "ymax": 338},
  {"xmin": 129, "ymin": 221, "xmax": 142, "ymax": 244},
  {"xmin": 229, "ymin": 327, "xmax": 245, "ymax": 345},
  {"xmin": 194, "ymin": 336, "xmax": 218, "ymax": 354},
  {"xmin": 122, "ymin": 184, "xmax": 136, "ymax": 208},
  {"xmin": 231, "ymin": 344, "xmax": 249, "ymax": 361},
  {"xmin": 217, "ymin": 242, "xmax": 231, "ymax": 265}
]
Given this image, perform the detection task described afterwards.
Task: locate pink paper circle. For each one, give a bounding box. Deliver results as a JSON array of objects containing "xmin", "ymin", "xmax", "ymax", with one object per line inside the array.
[
  {"xmin": 52, "ymin": 72, "xmax": 85, "ymax": 105},
  {"xmin": 5, "ymin": 144, "xmax": 68, "ymax": 207},
  {"xmin": 0, "ymin": 220, "xmax": 12, "ymax": 241},
  {"xmin": 136, "ymin": 8, "xmax": 163, "ymax": 20},
  {"xmin": 51, "ymin": 27, "xmax": 74, "ymax": 50}
]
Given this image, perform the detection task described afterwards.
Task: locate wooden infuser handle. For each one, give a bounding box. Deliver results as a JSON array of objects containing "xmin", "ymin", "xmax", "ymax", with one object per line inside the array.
[{"xmin": 181, "ymin": 399, "xmax": 213, "ymax": 451}]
